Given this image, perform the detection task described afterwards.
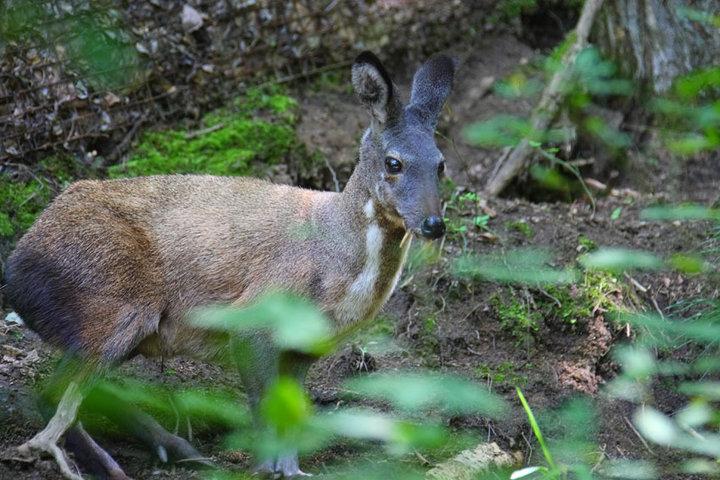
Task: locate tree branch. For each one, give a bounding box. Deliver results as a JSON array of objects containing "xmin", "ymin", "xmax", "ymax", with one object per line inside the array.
[{"xmin": 483, "ymin": 0, "xmax": 605, "ymax": 197}]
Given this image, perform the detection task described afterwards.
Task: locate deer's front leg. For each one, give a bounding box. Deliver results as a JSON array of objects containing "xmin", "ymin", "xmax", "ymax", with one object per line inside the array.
[{"xmin": 236, "ymin": 336, "xmax": 314, "ymax": 477}]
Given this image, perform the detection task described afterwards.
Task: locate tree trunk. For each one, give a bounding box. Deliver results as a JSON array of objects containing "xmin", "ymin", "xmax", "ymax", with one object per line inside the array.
[{"xmin": 595, "ymin": 0, "xmax": 720, "ymax": 93}]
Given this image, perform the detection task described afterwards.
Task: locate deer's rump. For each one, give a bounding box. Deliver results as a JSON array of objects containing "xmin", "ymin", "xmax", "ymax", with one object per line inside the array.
[{"xmin": 4, "ymin": 190, "xmax": 165, "ymax": 361}]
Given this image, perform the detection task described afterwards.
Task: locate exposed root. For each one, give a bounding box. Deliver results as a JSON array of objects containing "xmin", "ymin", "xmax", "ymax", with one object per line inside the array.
[{"xmin": 16, "ymin": 381, "xmax": 84, "ymax": 480}]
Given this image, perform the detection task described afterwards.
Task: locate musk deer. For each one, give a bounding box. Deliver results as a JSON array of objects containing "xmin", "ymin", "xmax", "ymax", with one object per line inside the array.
[{"xmin": 4, "ymin": 51, "xmax": 455, "ymax": 479}]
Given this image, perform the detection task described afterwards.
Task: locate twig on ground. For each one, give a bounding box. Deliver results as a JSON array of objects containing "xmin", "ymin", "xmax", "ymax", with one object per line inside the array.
[
  {"xmin": 185, "ymin": 123, "xmax": 225, "ymax": 140},
  {"xmin": 110, "ymin": 114, "xmax": 147, "ymax": 164},
  {"xmin": 624, "ymin": 273, "xmax": 648, "ymax": 293},
  {"xmin": 623, "ymin": 415, "xmax": 655, "ymax": 455}
]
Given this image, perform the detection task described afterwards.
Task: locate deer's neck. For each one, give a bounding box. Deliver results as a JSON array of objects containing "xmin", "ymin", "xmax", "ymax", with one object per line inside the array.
[{"xmin": 330, "ymin": 160, "xmax": 411, "ymax": 325}]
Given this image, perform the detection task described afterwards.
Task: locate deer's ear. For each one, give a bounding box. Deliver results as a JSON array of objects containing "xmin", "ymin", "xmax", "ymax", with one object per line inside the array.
[
  {"xmin": 352, "ymin": 51, "xmax": 398, "ymax": 125},
  {"xmin": 408, "ymin": 54, "xmax": 456, "ymax": 130}
]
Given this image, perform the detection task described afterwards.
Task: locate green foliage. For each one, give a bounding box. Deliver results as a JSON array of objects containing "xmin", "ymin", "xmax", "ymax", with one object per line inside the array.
[
  {"xmin": 0, "ymin": 2, "xmax": 143, "ymax": 91},
  {"xmin": 579, "ymin": 247, "xmax": 663, "ymax": 273},
  {"xmin": 653, "ymin": 66, "xmax": 720, "ymax": 155},
  {"xmin": 516, "ymin": 387, "xmax": 556, "ymax": 472},
  {"xmin": 345, "ymin": 372, "xmax": 506, "ymax": 417},
  {"xmin": 443, "ymin": 189, "xmax": 495, "ymax": 243},
  {"xmin": 261, "ymin": 376, "xmax": 313, "ymax": 434},
  {"xmin": 193, "ymin": 292, "xmax": 333, "ymax": 356},
  {"xmin": 454, "ymin": 248, "xmax": 576, "ymax": 285},
  {"xmin": 490, "ymin": 0, "xmax": 537, "ymax": 23},
  {"xmin": 577, "ymin": 235, "xmax": 597, "ymax": 252},
  {"xmin": 507, "ymin": 219, "xmax": 535, "ymax": 239},
  {"xmin": 495, "ymin": 72, "xmax": 543, "ymax": 99},
  {"xmin": 0, "ymin": 173, "xmax": 53, "ymax": 239},
  {"xmin": 475, "ymin": 361, "xmax": 529, "ymax": 387},
  {"xmin": 491, "ymin": 293, "xmax": 541, "ymax": 347},
  {"xmin": 543, "ymin": 285, "xmax": 590, "ymax": 328},
  {"xmin": 109, "ymin": 87, "xmax": 309, "ymax": 178}
]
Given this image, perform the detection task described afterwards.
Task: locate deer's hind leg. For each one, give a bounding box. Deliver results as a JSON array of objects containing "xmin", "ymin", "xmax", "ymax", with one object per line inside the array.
[
  {"xmin": 64, "ymin": 423, "xmax": 130, "ymax": 480},
  {"xmin": 17, "ymin": 303, "xmax": 161, "ymax": 479},
  {"xmin": 84, "ymin": 383, "xmax": 210, "ymax": 467},
  {"xmin": 17, "ymin": 379, "xmax": 86, "ymax": 480}
]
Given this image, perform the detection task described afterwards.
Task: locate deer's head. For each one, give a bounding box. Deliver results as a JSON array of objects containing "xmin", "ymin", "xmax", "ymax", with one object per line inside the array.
[{"xmin": 352, "ymin": 51, "xmax": 455, "ymax": 240}]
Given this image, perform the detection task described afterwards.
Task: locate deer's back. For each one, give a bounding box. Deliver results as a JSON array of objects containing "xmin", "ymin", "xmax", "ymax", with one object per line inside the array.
[{"xmin": 5, "ymin": 175, "xmax": 342, "ymax": 360}]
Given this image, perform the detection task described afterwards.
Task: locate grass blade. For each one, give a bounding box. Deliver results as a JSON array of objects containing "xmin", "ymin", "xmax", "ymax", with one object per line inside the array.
[{"xmin": 516, "ymin": 387, "xmax": 556, "ymax": 470}]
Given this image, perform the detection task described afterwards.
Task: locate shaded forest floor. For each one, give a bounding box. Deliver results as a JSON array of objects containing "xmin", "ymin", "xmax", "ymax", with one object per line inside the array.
[{"xmin": 1, "ymin": 31, "xmax": 719, "ymax": 479}]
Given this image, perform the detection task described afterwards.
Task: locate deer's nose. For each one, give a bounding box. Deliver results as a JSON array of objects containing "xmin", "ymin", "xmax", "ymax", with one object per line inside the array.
[{"xmin": 420, "ymin": 216, "xmax": 445, "ymax": 239}]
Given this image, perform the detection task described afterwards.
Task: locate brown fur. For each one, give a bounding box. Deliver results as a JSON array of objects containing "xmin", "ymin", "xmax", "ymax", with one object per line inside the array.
[{"xmin": 5, "ymin": 172, "xmax": 406, "ymax": 362}]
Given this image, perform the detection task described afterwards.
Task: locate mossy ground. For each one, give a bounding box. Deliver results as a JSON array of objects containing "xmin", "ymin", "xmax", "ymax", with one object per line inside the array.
[
  {"xmin": 109, "ymin": 86, "xmax": 319, "ymax": 180},
  {"xmin": 490, "ymin": 268, "xmax": 631, "ymax": 348},
  {"xmin": 0, "ymin": 86, "xmax": 318, "ymax": 247},
  {"xmin": 0, "ymin": 155, "xmax": 93, "ymax": 241}
]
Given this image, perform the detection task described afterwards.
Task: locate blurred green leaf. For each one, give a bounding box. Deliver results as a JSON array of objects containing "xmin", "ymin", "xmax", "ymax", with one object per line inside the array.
[
  {"xmin": 621, "ymin": 312, "xmax": 720, "ymax": 345},
  {"xmin": 633, "ymin": 407, "xmax": 677, "ymax": 445},
  {"xmin": 641, "ymin": 204, "xmax": 720, "ymax": 222},
  {"xmin": 679, "ymin": 382, "xmax": 720, "ymax": 400},
  {"xmin": 453, "ymin": 248, "xmax": 576, "ymax": 285},
  {"xmin": 495, "ymin": 72, "xmax": 543, "ymax": 99},
  {"xmin": 530, "ymin": 164, "xmax": 570, "ymax": 192},
  {"xmin": 176, "ymin": 389, "xmax": 250, "ymax": 428},
  {"xmin": 676, "ymin": 7, "xmax": 720, "ymax": 28},
  {"xmin": 602, "ymin": 460, "xmax": 658, "ymax": 479},
  {"xmin": 344, "ymin": 372, "xmax": 506, "ymax": 417},
  {"xmin": 673, "ymin": 67, "xmax": 720, "ymax": 99},
  {"xmin": 585, "ymin": 116, "xmax": 631, "ymax": 149},
  {"xmin": 668, "ymin": 253, "xmax": 705, "ymax": 274},
  {"xmin": 610, "ymin": 207, "xmax": 622, "ymax": 221},
  {"xmin": 510, "ymin": 466, "xmax": 545, "ymax": 479},
  {"xmin": 676, "ymin": 401, "xmax": 712, "ymax": 429},
  {"xmin": 681, "ymin": 458, "xmax": 720, "ymax": 475},
  {"xmin": 319, "ymin": 409, "xmax": 446, "ymax": 454},
  {"xmin": 614, "ymin": 345, "xmax": 656, "ymax": 379},
  {"xmin": 192, "ymin": 292, "xmax": 332, "ymax": 355},
  {"xmin": 579, "ymin": 248, "xmax": 662, "ymax": 272},
  {"xmin": 261, "ymin": 376, "xmax": 313, "ymax": 433},
  {"xmin": 464, "ymin": 115, "xmax": 533, "ymax": 147}
]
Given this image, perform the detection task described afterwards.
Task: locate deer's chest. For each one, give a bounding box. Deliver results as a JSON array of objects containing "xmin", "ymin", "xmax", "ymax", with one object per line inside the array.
[{"xmin": 334, "ymin": 202, "xmax": 410, "ymax": 325}]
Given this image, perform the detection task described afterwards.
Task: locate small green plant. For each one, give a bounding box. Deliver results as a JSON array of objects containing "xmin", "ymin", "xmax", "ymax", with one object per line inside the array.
[
  {"xmin": 491, "ymin": 293, "xmax": 541, "ymax": 347},
  {"xmin": 515, "ymin": 387, "xmax": 557, "ymax": 477},
  {"xmin": 507, "ymin": 219, "xmax": 534, "ymax": 239},
  {"xmin": 577, "ymin": 235, "xmax": 597, "ymax": 252},
  {"xmin": 475, "ymin": 361, "xmax": 529, "ymax": 387}
]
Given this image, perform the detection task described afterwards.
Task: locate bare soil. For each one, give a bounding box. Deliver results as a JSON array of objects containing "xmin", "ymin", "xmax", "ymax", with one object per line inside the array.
[{"xmin": 2, "ymin": 32, "xmax": 719, "ymax": 479}]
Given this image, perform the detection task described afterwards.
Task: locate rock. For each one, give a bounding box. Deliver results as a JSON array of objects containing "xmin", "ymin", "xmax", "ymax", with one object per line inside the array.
[
  {"xmin": 426, "ymin": 442, "xmax": 516, "ymax": 480},
  {"xmin": 181, "ymin": 5, "xmax": 204, "ymax": 33},
  {"xmin": 4, "ymin": 311, "xmax": 24, "ymax": 326}
]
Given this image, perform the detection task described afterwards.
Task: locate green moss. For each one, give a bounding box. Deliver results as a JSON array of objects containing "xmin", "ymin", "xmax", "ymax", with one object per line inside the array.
[
  {"xmin": 491, "ymin": 293, "xmax": 541, "ymax": 347},
  {"xmin": 543, "ymin": 285, "xmax": 591, "ymax": 328},
  {"xmin": 0, "ymin": 174, "xmax": 54, "ymax": 239},
  {"xmin": 542, "ymin": 270, "xmax": 629, "ymax": 329},
  {"xmin": 365, "ymin": 315, "xmax": 395, "ymax": 338},
  {"xmin": 423, "ymin": 316, "xmax": 437, "ymax": 335},
  {"xmin": 577, "ymin": 234, "xmax": 598, "ymax": 252},
  {"xmin": 507, "ymin": 219, "xmax": 534, "ymax": 239},
  {"xmin": 110, "ymin": 86, "xmax": 305, "ymax": 179},
  {"xmin": 475, "ymin": 361, "xmax": 529, "ymax": 387},
  {"xmin": 491, "ymin": 269, "xmax": 628, "ymax": 343},
  {"xmin": 492, "ymin": 0, "xmax": 537, "ymax": 21}
]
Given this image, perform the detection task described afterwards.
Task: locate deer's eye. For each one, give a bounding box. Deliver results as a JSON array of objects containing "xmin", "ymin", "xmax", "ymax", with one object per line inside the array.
[
  {"xmin": 385, "ymin": 157, "xmax": 403, "ymax": 174},
  {"xmin": 438, "ymin": 161, "xmax": 446, "ymax": 177}
]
